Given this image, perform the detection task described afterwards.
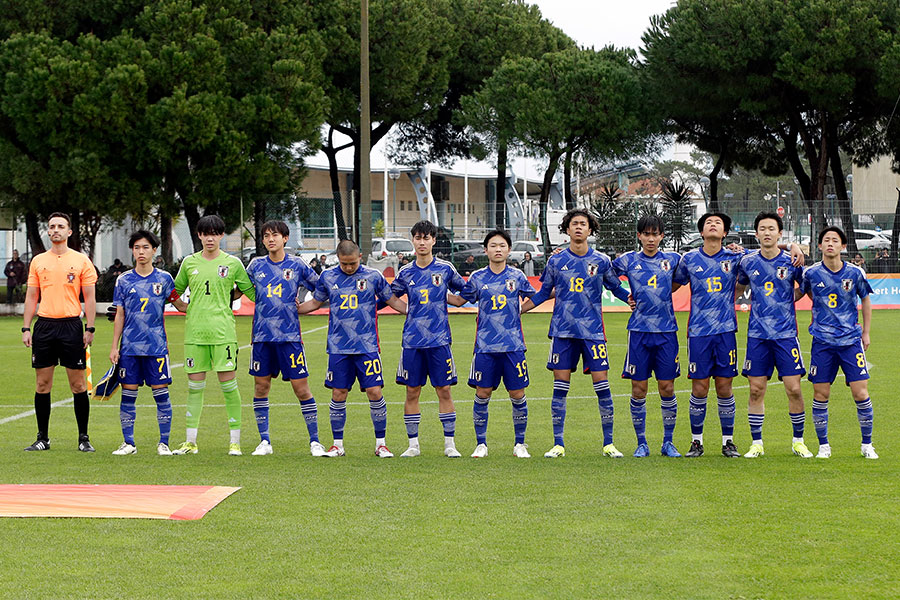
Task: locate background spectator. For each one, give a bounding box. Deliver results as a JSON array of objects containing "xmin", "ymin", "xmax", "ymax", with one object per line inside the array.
[
  {"xmin": 4, "ymin": 249, "xmax": 26, "ymax": 304},
  {"xmin": 521, "ymin": 251, "xmax": 535, "ymax": 276}
]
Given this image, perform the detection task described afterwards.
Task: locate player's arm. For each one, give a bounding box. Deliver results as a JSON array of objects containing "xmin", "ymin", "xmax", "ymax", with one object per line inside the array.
[
  {"xmin": 233, "ymin": 262, "xmax": 255, "ymax": 302},
  {"xmin": 21, "ymin": 285, "xmax": 38, "ymax": 348},
  {"xmin": 297, "ymin": 297, "xmax": 324, "ymax": 314},
  {"xmin": 777, "ymin": 242, "xmax": 805, "ymax": 267},
  {"xmin": 82, "ymin": 285, "xmax": 96, "ymax": 348},
  {"xmin": 602, "ymin": 266, "xmax": 631, "ymax": 303},
  {"xmin": 110, "ymin": 306, "xmax": 124, "ymax": 364},
  {"xmin": 860, "ymin": 295, "xmax": 871, "ymax": 350},
  {"xmin": 173, "ymin": 260, "xmax": 188, "ymax": 295},
  {"xmin": 386, "ymin": 295, "xmax": 408, "ymax": 315},
  {"xmin": 447, "ymin": 294, "xmax": 466, "ymax": 307}
]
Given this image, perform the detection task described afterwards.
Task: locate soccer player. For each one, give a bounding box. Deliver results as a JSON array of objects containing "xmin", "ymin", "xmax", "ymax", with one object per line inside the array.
[
  {"xmin": 109, "ymin": 230, "xmax": 188, "ymax": 456},
  {"xmin": 799, "ymin": 226, "xmax": 877, "ymax": 459},
  {"xmin": 171, "ymin": 215, "xmax": 256, "ymax": 456},
  {"xmin": 391, "ymin": 220, "xmax": 467, "ymax": 458},
  {"xmin": 736, "ymin": 211, "xmax": 812, "ymax": 458},
  {"xmin": 21, "ymin": 212, "xmax": 97, "ymax": 452},
  {"xmin": 457, "ymin": 229, "xmax": 536, "ymax": 458},
  {"xmin": 245, "ymin": 220, "xmax": 324, "ymax": 457},
  {"xmin": 297, "ymin": 240, "xmax": 408, "ymax": 457},
  {"xmin": 520, "ymin": 208, "xmax": 631, "ymax": 458},
  {"xmin": 612, "ymin": 215, "xmax": 683, "ymax": 458}
]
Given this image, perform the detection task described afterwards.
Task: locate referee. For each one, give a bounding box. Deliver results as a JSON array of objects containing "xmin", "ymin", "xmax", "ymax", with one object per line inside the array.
[{"xmin": 21, "ymin": 212, "xmax": 98, "ymax": 451}]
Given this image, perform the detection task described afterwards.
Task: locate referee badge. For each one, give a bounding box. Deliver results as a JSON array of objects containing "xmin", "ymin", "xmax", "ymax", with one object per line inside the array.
[
  {"xmin": 587, "ymin": 263, "xmax": 599, "ymax": 276},
  {"xmin": 720, "ymin": 260, "xmax": 732, "ymax": 273},
  {"xmin": 776, "ymin": 266, "xmax": 788, "ymax": 280},
  {"xmin": 505, "ymin": 279, "xmax": 516, "ymax": 293},
  {"xmin": 660, "ymin": 259, "xmax": 671, "ymax": 272},
  {"xmin": 431, "ymin": 273, "xmax": 443, "ymax": 287},
  {"xmin": 218, "ymin": 265, "xmax": 229, "ymax": 278},
  {"xmin": 283, "ymin": 269, "xmax": 294, "ymax": 281},
  {"xmin": 357, "ymin": 279, "xmax": 368, "ymax": 291},
  {"xmin": 841, "ymin": 279, "xmax": 853, "ymax": 292},
  {"xmin": 152, "ymin": 283, "xmax": 163, "ymax": 295}
]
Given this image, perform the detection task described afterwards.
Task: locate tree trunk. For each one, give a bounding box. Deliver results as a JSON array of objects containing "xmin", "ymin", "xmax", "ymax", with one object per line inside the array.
[
  {"xmin": 827, "ymin": 134, "xmax": 857, "ymax": 254},
  {"xmin": 25, "ymin": 212, "xmax": 45, "ymax": 256},
  {"xmin": 69, "ymin": 209, "xmax": 82, "ymax": 252},
  {"xmin": 181, "ymin": 198, "xmax": 202, "ymax": 252},
  {"xmin": 323, "ymin": 129, "xmax": 348, "ymax": 241},
  {"xmin": 254, "ymin": 196, "xmax": 266, "ymax": 256},
  {"xmin": 496, "ymin": 138, "xmax": 507, "ymax": 228},
  {"xmin": 892, "ymin": 188, "xmax": 900, "ymax": 264},
  {"xmin": 539, "ymin": 153, "xmax": 563, "ymax": 257},
  {"xmin": 160, "ymin": 214, "xmax": 173, "ymax": 266},
  {"xmin": 707, "ymin": 151, "xmax": 726, "ymax": 214},
  {"xmin": 563, "ymin": 147, "xmax": 575, "ymax": 211}
]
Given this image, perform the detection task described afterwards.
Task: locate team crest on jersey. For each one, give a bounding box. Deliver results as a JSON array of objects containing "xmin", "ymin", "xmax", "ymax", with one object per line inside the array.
[
  {"xmin": 587, "ymin": 263, "xmax": 599, "ymax": 276},
  {"xmin": 776, "ymin": 266, "xmax": 788, "ymax": 280},
  {"xmin": 152, "ymin": 282, "xmax": 163, "ymax": 295},
  {"xmin": 218, "ymin": 265, "xmax": 229, "ymax": 278},
  {"xmin": 841, "ymin": 279, "xmax": 853, "ymax": 292},
  {"xmin": 431, "ymin": 273, "xmax": 443, "ymax": 287},
  {"xmin": 186, "ymin": 358, "xmax": 194, "ymax": 368},
  {"xmin": 720, "ymin": 260, "xmax": 732, "ymax": 273},
  {"xmin": 660, "ymin": 259, "xmax": 671, "ymax": 272},
  {"xmin": 283, "ymin": 269, "xmax": 294, "ymax": 281},
  {"xmin": 356, "ymin": 278, "xmax": 368, "ymax": 291},
  {"xmin": 505, "ymin": 279, "xmax": 516, "ymax": 293},
  {"xmin": 67, "ymin": 272, "xmax": 75, "ymax": 283}
]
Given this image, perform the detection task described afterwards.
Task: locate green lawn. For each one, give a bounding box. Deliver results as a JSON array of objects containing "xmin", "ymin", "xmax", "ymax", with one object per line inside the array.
[{"xmin": 0, "ymin": 312, "xmax": 897, "ymax": 599}]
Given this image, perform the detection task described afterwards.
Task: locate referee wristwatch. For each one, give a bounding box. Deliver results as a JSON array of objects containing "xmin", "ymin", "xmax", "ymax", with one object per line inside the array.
[
  {"xmin": 21, "ymin": 327, "xmax": 29, "ymax": 332},
  {"xmin": 85, "ymin": 326, "xmax": 96, "ymax": 333}
]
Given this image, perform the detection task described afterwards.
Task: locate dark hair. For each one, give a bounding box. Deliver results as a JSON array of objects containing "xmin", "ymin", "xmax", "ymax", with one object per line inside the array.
[
  {"xmin": 410, "ymin": 220, "xmax": 437, "ymax": 238},
  {"xmin": 559, "ymin": 208, "xmax": 599, "ymax": 235},
  {"xmin": 336, "ymin": 239, "xmax": 360, "ymax": 256},
  {"xmin": 482, "ymin": 229, "xmax": 511, "ymax": 248},
  {"xmin": 197, "ymin": 214, "xmax": 225, "ymax": 235},
  {"xmin": 818, "ymin": 226, "xmax": 848, "ymax": 245},
  {"xmin": 697, "ymin": 212, "xmax": 732, "ymax": 234},
  {"xmin": 261, "ymin": 220, "xmax": 289, "ymax": 238},
  {"xmin": 753, "ymin": 211, "xmax": 783, "ymax": 232},
  {"xmin": 129, "ymin": 229, "xmax": 160, "ymax": 249},
  {"xmin": 48, "ymin": 212, "xmax": 71, "ymax": 228},
  {"xmin": 637, "ymin": 214, "xmax": 664, "ymax": 234}
]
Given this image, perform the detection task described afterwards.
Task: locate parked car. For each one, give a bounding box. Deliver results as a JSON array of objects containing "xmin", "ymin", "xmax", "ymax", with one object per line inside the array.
[
  {"xmin": 851, "ymin": 229, "xmax": 891, "ymax": 250},
  {"xmin": 371, "ymin": 237, "xmax": 414, "ymax": 258}
]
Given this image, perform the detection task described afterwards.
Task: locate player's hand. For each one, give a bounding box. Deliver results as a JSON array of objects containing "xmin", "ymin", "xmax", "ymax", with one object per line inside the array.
[
  {"xmin": 789, "ymin": 244, "xmax": 805, "ymax": 267},
  {"xmin": 22, "ymin": 330, "xmax": 31, "ymax": 348},
  {"xmin": 627, "ymin": 294, "xmax": 636, "ymax": 311},
  {"xmin": 726, "ymin": 242, "xmax": 745, "ymax": 254},
  {"xmin": 862, "ymin": 332, "xmax": 870, "ymax": 351},
  {"xmin": 109, "ymin": 348, "xmax": 119, "ymax": 364},
  {"xmin": 106, "ymin": 305, "xmax": 117, "ymax": 322},
  {"xmin": 83, "ymin": 331, "xmax": 93, "ymax": 349}
]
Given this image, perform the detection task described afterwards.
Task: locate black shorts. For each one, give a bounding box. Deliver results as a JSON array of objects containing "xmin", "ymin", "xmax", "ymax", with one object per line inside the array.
[{"xmin": 32, "ymin": 317, "xmax": 86, "ymax": 370}]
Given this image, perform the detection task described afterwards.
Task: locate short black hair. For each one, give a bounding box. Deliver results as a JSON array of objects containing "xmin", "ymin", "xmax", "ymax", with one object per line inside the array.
[
  {"xmin": 260, "ymin": 220, "xmax": 289, "ymax": 238},
  {"xmin": 637, "ymin": 214, "xmax": 664, "ymax": 234},
  {"xmin": 129, "ymin": 229, "xmax": 160, "ymax": 249},
  {"xmin": 48, "ymin": 212, "xmax": 71, "ymax": 228},
  {"xmin": 697, "ymin": 212, "xmax": 732, "ymax": 234},
  {"xmin": 482, "ymin": 229, "xmax": 511, "ymax": 248},
  {"xmin": 410, "ymin": 220, "xmax": 437, "ymax": 238},
  {"xmin": 818, "ymin": 226, "xmax": 848, "ymax": 245},
  {"xmin": 754, "ymin": 211, "xmax": 783, "ymax": 232},
  {"xmin": 197, "ymin": 214, "xmax": 226, "ymax": 235},
  {"xmin": 559, "ymin": 208, "xmax": 599, "ymax": 235},
  {"xmin": 336, "ymin": 239, "xmax": 360, "ymax": 256}
]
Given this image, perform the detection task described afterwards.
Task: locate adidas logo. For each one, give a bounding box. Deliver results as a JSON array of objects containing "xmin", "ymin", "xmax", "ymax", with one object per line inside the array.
[
  {"xmin": 130, "ymin": 287, "xmax": 136, "ymax": 293},
  {"xmin": 229, "ymin": 417, "xmax": 237, "ymax": 423},
  {"xmin": 816, "ymin": 282, "xmax": 825, "ymax": 287},
  {"xmin": 752, "ymin": 270, "xmax": 760, "ymax": 276},
  {"xmin": 332, "ymin": 284, "xmax": 339, "ymax": 289},
  {"xmin": 186, "ymin": 411, "xmax": 192, "ymax": 417},
  {"xmin": 225, "ymin": 361, "xmax": 234, "ymax": 368},
  {"xmin": 860, "ymin": 369, "xmax": 866, "ymax": 374},
  {"xmin": 482, "ymin": 285, "xmax": 489, "ymax": 289},
  {"xmin": 695, "ymin": 266, "xmax": 704, "ymax": 272},
  {"xmin": 561, "ymin": 266, "xmax": 569, "ymax": 270},
  {"xmin": 191, "ymin": 269, "xmax": 199, "ymax": 275},
  {"xmin": 634, "ymin": 265, "xmax": 643, "ymax": 270}
]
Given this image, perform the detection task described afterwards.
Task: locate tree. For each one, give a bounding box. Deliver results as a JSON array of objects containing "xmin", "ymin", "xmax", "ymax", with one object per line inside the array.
[
  {"xmin": 659, "ymin": 180, "xmax": 693, "ymax": 252},
  {"xmin": 591, "ymin": 182, "xmax": 636, "ymax": 253}
]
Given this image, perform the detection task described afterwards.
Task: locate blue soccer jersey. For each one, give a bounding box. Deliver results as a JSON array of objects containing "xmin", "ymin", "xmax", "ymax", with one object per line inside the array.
[
  {"xmin": 113, "ymin": 268, "xmax": 176, "ymax": 357},
  {"xmin": 530, "ymin": 248, "xmax": 629, "ymax": 341},
  {"xmin": 314, "ymin": 265, "xmax": 395, "ymax": 355},
  {"xmin": 736, "ymin": 250, "xmax": 802, "ymax": 340},
  {"xmin": 802, "ymin": 262, "xmax": 872, "ymax": 346},
  {"xmin": 612, "ymin": 250, "xmax": 680, "ymax": 333},
  {"xmin": 246, "ymin": 255, "xmax": 318, "ymax": 343},
  {"xmin": 461, "ymin": 266, "xmax": 536, "ymax": 353},
  {"xmin": 391, "ymin": 258, "xmax": 466, "ymax": 348},
  {"xmin": 674, "ymin": 248, "xmax": 743, "ymax": 337}
]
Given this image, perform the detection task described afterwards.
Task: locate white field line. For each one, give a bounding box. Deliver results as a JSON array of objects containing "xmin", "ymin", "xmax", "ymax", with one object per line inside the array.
[{"xmin": 0, "ymin": 324, "xmax": 329, "ymax": 426}]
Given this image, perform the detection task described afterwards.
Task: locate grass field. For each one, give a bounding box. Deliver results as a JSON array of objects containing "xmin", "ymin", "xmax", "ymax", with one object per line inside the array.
[{"xmin": 0, "ymin": 311, "xmax": 898, "ymax": 599}]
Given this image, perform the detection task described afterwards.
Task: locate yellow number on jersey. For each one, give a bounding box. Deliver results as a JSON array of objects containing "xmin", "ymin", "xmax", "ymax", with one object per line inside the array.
[
  {"xmin": 140, "ymin": 297, "xmax": 149, "ymax": 312},
  {"xmin": 339, "ymin": 294, "xmax": 359, "ymax": 309},
  {"xmin": 569, "ymin": 277, "xmax": 585, "ymax": 292},
  {"xmin": 764, "ymin": 281, "xmax": 775, "ymax": 296},
  {"xmin": 419, "ymin": 289, "xmax": 429, "ymax": 304},
  {"xmin": 706, "ymin": 277, "xmax": 722, "ymax": 293},
  {"xmin": 266, "ymin": 283, "xmax": 283, "ymax": 298},
  {"xmin": 827, "ymin": 293, "xmax": 838, "ymax": 308},
  {"xmin": 490, "ymin": 295, "xmax": 508, "ymax": 310}
]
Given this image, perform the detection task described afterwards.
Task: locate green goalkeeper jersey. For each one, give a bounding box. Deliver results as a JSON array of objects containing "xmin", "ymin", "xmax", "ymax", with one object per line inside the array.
[{"xmin": 174, "ymin": 251, "xmax": 255, "ymax": 345}]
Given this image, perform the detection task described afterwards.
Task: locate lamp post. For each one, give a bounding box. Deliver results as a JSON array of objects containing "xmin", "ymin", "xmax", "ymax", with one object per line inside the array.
[{"xmin": 388, "ymin": 168, "xmax": 401, "ymax": 235}]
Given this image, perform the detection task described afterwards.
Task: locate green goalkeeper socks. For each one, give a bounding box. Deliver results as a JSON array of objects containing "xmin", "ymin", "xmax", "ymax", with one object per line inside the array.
[
  {"xmin": 221, "ymin": 378, "xmax": 242, "ymax": 430},
  {"xmin": 185, "ymin": 379, "xmax": 206, "ymax": 429}
]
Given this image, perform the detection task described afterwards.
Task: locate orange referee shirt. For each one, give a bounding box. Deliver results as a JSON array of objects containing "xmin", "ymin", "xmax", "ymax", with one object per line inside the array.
[{"xmin": 27, "ymin": 249, "xmax": 98, "ymax": 318}]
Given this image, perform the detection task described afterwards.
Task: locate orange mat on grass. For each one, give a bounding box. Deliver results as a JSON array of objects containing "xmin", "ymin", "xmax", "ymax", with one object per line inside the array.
[{"xmin": 0, "ymin": 484, "xmax": 240, "ymax": 520}]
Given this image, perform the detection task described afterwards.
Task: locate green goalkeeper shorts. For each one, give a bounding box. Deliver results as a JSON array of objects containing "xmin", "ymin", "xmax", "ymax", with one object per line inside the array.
[{"xmin": 183, "ymin": 343, "xmax": 239, "ymax": 374}]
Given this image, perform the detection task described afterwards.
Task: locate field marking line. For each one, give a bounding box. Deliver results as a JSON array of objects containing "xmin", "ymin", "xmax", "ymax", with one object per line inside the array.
[{"xmin": 0, "ymin": 324, "xmax": 329, "ymax": 426}]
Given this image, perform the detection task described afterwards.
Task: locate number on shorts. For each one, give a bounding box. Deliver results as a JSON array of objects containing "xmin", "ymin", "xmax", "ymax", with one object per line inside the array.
[
  {"xmin": 729, "ymin": 349, "xmax": 736, "ymax": 366},
  {"xmin": 591, "ymin": 344, "xmax": 607, "ymax": 359},
  {"xmin": 364, "ymin": 358, "xmax": 382, "ymax": 375},
  {"xmin": 290, "ymin": 352, "xmax": 305, "ymax": 368},
  {"xmin": 515, "ymin": 359, "xmax": 528, "ymax": 379},
  {"xmin": 226, "ymin": 345, "xmax": 233, "ymax": 360},
  {"xmin": 791, "ymin": 347, "xmax": 801, "ymax": 363},
  {"xmin": 157, "ymin": 357, "xmax": 165, "ymax": 373},
  {"xmin": 446, "ymin": 358, "xmax": 454, "ymax": 375},
  {"xmin": 339, "ymin": 294, "xmax": 358, "ymax": 309},
  {"xmin": 856, "ymin": 353, "xmax": 866, "ymax": 368}
]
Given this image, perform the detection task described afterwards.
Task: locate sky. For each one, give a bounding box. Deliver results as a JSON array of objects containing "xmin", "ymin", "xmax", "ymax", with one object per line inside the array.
[{"xmin": 307, "ymin": 1, "xmax": 678, "ymax": 180}]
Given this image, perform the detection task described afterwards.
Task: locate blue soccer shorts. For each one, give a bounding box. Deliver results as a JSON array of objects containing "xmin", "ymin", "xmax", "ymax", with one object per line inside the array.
[
  {"xmin": 808, "ymin": 339, "xmax": 869, "ymax": 385},
  {"xmin": 742, "ymin": 336, "xmax": 806, "ymax": 379},
  {"xmin": 118, "ymin": 354, "xmax": 172, "ymax": 386},
  {"xmin": 396, "ymin": 345, "xmax": 457, "ymax": 387},
  {"xmin": 326, "ymin": 352, "xmax": 385, "ymax": 390},
  {"xmin": 622, "ymin": 331, "xmax": 681, "ymax": 381},
  {"xmin": 546, "ymin": 337, "xmax": 609, "ymax": 373},
  {"xmin": 687, "ymin": 332, "xmax": 738, "ymax": 379},
  {"xmin": 249, "ymin": 341, "xmax": 308, "ymax": 381},
  {"xmin": 468, "ymin": 351, "xmax": 529, "ymax": 391}
]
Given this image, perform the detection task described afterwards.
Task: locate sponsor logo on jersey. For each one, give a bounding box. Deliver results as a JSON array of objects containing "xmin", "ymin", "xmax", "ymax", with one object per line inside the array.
[
  {"xmin": 660, "ymin": 259, "xmax": 671, "ymax": 272},
  {"xmin": 218, "ymin": 265, "xmax": 229, "ymax": 278},
  {"xmin": 505, "ymin": 279, "xmax": 516, "ymax": 293},
  {"xmin": 720, "ymin": 260, "xmax": 732, "ymax": 273},
  {"xmin": 841, "ymin": 278, "xmax": 853, "ymax": 292},
  {"xmin": 283, "ymin": 268, "xmax": 294, "ymax": 281},
  {"xmin": 776, "ymin": 266, "xmax": 788, "ymax": 280},
  {"xmin": 152, "ymin": 282, "xmax": 163, "ymax": 295},
  {"xmin": 356, "ymin": 278, "xmax": 368, "ymax": 291},
  {"xmin": 431, "ymin": 273, "xmax": 443, "ymax": 287},
  {"xmin": 587, "ymin": 263, "xmax": 599, "ymax": 277}
]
